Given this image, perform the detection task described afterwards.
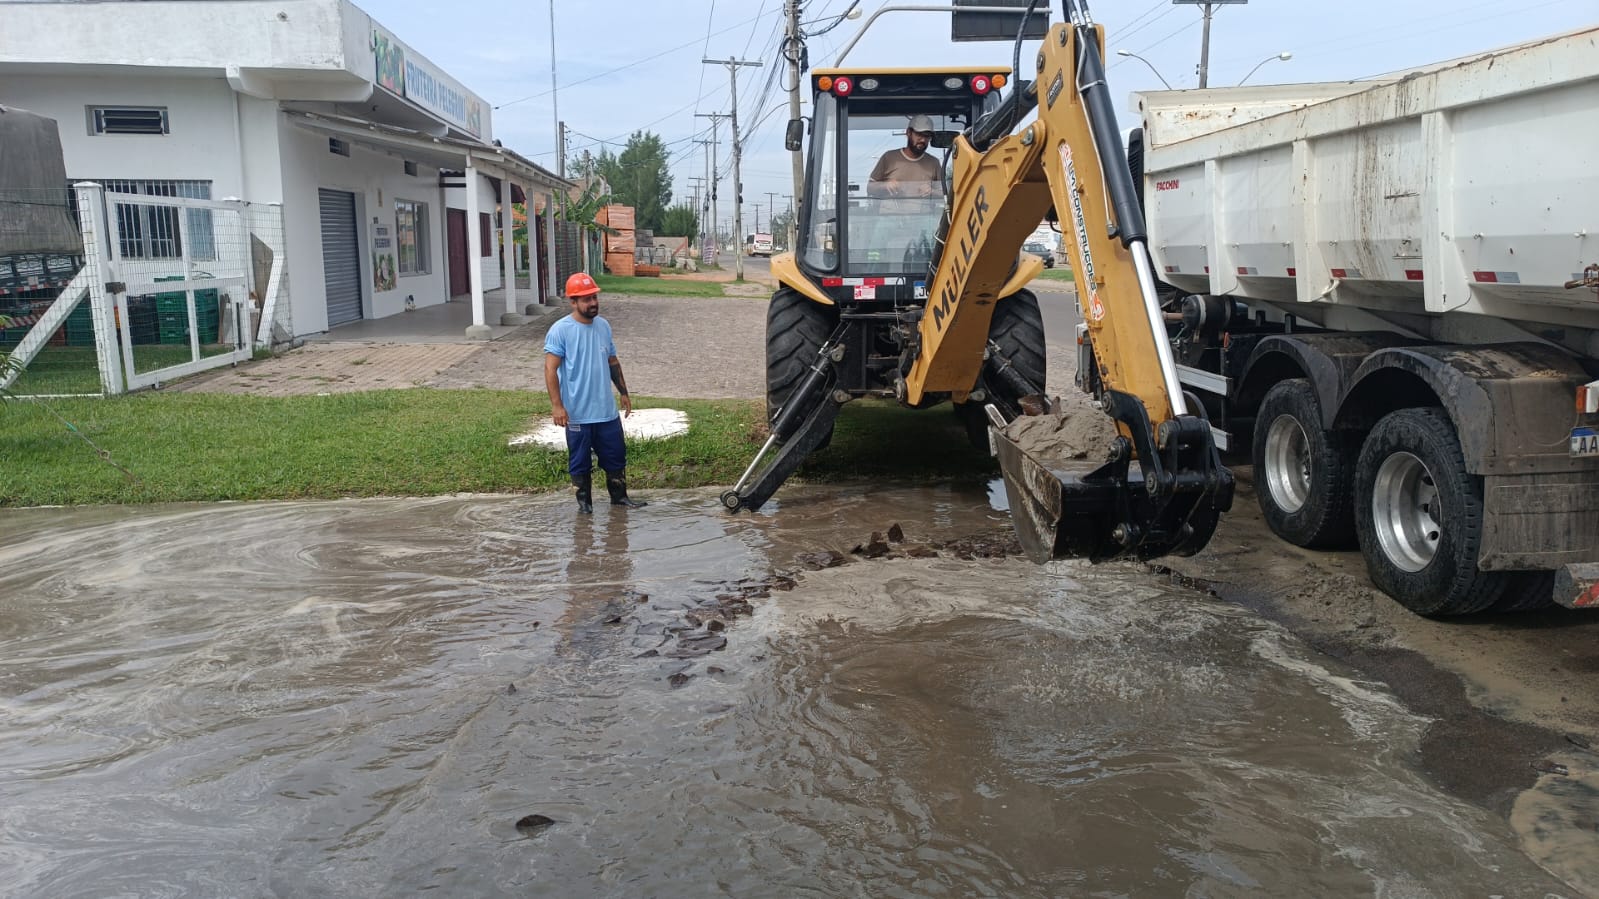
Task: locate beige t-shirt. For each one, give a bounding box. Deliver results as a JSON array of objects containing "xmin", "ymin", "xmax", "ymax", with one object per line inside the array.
[{"xmin": 869, "ymin": 149, "xmax": 941, "ymax": 196}]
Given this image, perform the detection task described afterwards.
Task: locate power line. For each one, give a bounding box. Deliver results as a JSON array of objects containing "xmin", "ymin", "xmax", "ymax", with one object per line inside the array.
[{"xmin": 496, "ymin": 9, "xmax": 780, "ymax": 109}]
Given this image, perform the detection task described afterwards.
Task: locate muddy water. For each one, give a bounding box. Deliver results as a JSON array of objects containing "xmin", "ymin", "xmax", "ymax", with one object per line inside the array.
[{"xmin": 0, "ymin": 487, "xmax": 1575, "ymax": 896}]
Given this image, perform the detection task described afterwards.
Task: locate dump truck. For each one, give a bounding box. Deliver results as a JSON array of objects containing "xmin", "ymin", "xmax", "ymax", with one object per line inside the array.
[{"xmin": 1103, "ymin": 26, "xmax": 1599, "ymax": 613}]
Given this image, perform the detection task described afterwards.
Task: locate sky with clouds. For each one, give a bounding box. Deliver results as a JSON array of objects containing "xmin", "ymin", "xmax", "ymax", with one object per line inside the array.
[{"xmin": 360, "ymin": 0, "xmax": 1597, "ymax": 233}]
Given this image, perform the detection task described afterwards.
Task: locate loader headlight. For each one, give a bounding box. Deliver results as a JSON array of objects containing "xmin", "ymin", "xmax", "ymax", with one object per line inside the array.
[
  {"xmin": 858, "ymin": 77, "xmax": 879, "ymax": 91},
  {"xmin": 944, "ymin": 76, "xmax": 965, "ymax": 90}
]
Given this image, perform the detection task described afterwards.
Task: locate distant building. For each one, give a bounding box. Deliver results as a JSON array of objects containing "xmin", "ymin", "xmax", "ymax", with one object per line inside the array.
[{"xmin": 0, "ymin": 0, "xmax": 573, "ymax": 338}]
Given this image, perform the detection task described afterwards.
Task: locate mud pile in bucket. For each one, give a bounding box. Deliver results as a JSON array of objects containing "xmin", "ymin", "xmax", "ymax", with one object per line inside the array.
[{"xmin": 1003, "ymin": 402, "xmax": 1121, "ymax": 468}]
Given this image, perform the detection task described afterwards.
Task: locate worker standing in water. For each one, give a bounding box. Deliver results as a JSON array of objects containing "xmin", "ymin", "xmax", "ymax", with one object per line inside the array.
[{"xmin": 544, "ymin": 272, "xmax": 647, "ymax": 513}]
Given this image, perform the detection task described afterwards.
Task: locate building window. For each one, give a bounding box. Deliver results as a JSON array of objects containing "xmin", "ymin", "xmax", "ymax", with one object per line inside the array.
[
  {"xmin": 396, "ymin": 199, "xmax": 429, "ymax": 275},
  {"xmin": 329, "ymin": 138, "xmax": 351, "ymax": 157},
  {"xmin": 86, "ymin": 179, "xmax": 213, "ymax": 260},
  {"xmin": 88, "ymin": 106, "xmax": 168, "ymax": 135},
  {"xmin": 479, "ymin": 212, "xmax": 493, "ymax": 257},
  {"xmin": 404, "ymin": 160, "xmax": 418, "ymax": 177}
]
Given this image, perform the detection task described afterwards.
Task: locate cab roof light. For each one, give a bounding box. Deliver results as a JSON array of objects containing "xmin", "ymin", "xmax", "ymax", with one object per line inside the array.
[
  {"xmin": 991, "ymin": 73, "xmax": 1007, "ymax": 88},
  {"xmin": 971, "ymin": 74, "xmax": 992, "ymax": 95},
  {"xmin": 832, "ymin": 76, "xmax": 854, "ymax": 96},
  {"xmin": 817, "ymin": 75, "xmax": 834, "ymax": 91}
]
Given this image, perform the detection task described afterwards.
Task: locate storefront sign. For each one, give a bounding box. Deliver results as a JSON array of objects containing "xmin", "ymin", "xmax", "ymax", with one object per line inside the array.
[
  {"xmin": 403, "ymin": 55, "xmax": 483, "ymax": 138},
  {"xmin": 373, "ymin": 225, "xmax": 396, "ymax": 292},
  {"xmin": 372, "ymin": 28, "xmax": 485, "ymax": 138},
  {"xmin": 374, "ymin": 225, "xmax": 392, "ymax": 250},
  {"xmin": 374, "ymin": 29, "xmax": 405, "ymax": 96}
]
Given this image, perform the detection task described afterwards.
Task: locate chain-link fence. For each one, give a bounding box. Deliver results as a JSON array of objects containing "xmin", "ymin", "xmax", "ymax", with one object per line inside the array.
[
  {"xmin": 1, "ymin": 183, "xmax": 278, "ymax": 397},
  {"xmin": 0, "ymin": 185, "xmax": 93, "ymax": 397}
]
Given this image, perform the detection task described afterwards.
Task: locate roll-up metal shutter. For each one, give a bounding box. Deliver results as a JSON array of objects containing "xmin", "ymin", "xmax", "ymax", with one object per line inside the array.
[{"xmin": 318, "ymin": 189, "xmax": 362, "ymax": 327}]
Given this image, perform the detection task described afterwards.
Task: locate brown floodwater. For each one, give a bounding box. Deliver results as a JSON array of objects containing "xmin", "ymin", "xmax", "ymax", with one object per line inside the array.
[{"xmin": 0, "ymin": 486, "xmax": 1578, "ymax": 896}]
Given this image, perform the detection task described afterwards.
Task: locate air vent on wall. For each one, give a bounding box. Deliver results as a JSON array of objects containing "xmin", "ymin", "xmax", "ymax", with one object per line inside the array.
[{"xmin": 88, "ymin": 106, "xmax": 168, "ymax": 135}]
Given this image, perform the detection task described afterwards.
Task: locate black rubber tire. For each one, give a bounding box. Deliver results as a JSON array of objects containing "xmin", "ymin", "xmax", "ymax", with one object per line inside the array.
[
  {"xmin": 1353, "ymin": 408, "xmax": 1507, "ymax": 617},
  {"xmin": 988, "ymin": 289, "xmax": 1047, "ymax": 400},
  {"xmin": 1491, "ymin": 571, "xmax": 1558, "ymax": 613},
  {"xmin": 766, "ymin": 288, "xmax": 834, "ymax": 422},
  {"xmin": 955, "ymin": 289, "xmax": 1047, "ymax": 451},
  {"xmin": 1251, "ymin": 379, "xmax": 1357, "ymax": 548}
]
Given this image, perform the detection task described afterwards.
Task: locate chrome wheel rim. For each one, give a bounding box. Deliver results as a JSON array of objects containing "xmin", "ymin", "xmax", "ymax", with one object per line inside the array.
[
  {"xmin": 1264, "ymin": 414, "xmax": 1312, "ymax": 514},
  {"xmin": 1372, "ymin": 451, "xmax": 1440, "ymax": 573}
]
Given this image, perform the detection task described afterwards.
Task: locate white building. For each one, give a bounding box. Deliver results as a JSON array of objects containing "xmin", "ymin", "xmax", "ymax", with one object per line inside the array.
[{"xmin": 0, "ymin": 0, "xmax": 572, "ymax": 339}]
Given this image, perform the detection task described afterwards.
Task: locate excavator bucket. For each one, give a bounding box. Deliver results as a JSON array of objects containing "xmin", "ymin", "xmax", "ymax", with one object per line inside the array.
[{"xmin": 986, "ymin": 397, "xmax": 1234, "ymax": 563}]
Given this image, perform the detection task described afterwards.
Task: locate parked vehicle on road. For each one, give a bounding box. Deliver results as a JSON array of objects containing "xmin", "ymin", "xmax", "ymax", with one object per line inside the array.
[
  {"xmin": 1104, "ymin": 26, "xmax": 1599, "ymax": 614},
  {"xmin": 747, "ymin": 233, "xmax": 774, "ymax": 257}
]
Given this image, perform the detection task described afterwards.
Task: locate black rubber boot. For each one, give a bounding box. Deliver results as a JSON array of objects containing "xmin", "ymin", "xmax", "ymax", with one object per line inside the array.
[
  {"xmin": 572, "ymin": 473, "xmax": 593, "ymax": 514},
  {"xmin": 604, "ymin": 470, "xmax": 647, "ymax": 508}
]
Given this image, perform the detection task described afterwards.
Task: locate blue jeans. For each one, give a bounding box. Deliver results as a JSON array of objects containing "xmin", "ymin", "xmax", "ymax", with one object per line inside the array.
[{"xmin": 564, "ymin": 417, "xmax": 626, "ymax": 477}]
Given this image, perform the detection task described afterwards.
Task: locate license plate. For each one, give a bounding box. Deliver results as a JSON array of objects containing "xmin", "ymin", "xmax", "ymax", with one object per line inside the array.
[{"xmin": 1573, "ymin": 427, "xmax": 1599, "ymax": 457}]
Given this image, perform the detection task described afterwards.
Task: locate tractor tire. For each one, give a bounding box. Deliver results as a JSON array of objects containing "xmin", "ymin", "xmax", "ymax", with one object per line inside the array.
[
  {"xmin": 766, "ymin": 287, "xmax": 835, "ymax": 443},
  {"xmin": 1252, "ymin": 379, "xmax": 1357, "ymax": 548},
  {"xmin": 1353, "ymin": 408, "xmax": 1507, "ymax": 617},
  {"xmin": 955, "ymin": 289, "xmax": 1047, "ymax": 450}
]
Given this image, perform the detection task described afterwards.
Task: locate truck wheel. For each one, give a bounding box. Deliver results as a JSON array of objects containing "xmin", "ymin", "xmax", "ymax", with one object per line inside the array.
[
  {"xmin": 766, "ymin": 287, "xmax": 835, "ymax": 444},
  {"xmin": 1252, "ymin": 379, "xmax": 1356, "ymax": 548},
  {"xmin": 955, "ymin": 290, "xmax": 1047, "ymax": 450},
  {"xmin": 1353, "ymin": 408, "xmax": 1507, "ymax": 616}
]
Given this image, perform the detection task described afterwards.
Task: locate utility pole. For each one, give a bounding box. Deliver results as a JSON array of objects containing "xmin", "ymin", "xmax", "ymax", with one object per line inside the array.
[
  {"xmin": 549, "ymin": 1, "xmax": 562, "ymax": 178},
  {"xmin": 556, "ymin": 120, "xmax": 568, "ymax": 180},
  {"xmin": 765, "ymin": 191, "xmax": 779, "ymax": 235},
  {"xmin": 695, "ymin": 114, "xmax": 726, "ymax": 263},
  {"xmin": 703, "ymin": 57, "xmax": 762, "ymax": 280},
  {"xmin": 1173, "ymin": 0, "xmax": 1243, "ymax": 89},
  {"xmin": 784, "ymin": 0, "xmax": 805, "ymax": 217},
  {"xmin": 687, "ymin": 176, "xmax": 705, "ymax": 249},
  {"xmin": 782, "ymin": 193, "xmax": 794, "ymax": 250}
]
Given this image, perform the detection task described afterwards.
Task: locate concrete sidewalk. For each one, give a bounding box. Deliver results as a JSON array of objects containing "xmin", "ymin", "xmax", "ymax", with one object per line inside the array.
[{"xmin": 176, "ymin": 295, "xmax": 565, "ymax": 396}]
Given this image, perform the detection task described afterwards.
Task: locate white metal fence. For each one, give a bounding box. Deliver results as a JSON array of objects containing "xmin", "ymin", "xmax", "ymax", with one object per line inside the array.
[{"xmin": 1, "ymin": 182, "xmax": 291, "ymax": 397}]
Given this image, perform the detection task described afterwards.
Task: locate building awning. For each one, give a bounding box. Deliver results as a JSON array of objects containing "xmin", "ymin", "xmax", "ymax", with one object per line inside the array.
[{"xmin": 284, "ymin": 110, "xmax": 572, "ymax": 193}]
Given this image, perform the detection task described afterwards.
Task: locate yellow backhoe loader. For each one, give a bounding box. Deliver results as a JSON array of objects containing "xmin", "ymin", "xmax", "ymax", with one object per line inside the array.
[{"xmin": 722, "ymin": 0, "xmax": 1233, "ymax": 563}]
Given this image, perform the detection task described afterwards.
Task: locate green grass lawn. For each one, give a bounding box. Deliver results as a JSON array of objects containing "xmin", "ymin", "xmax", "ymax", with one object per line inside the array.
[
  {"xmin": 1034, "ymin": 268, "xmax": 1076, "ymax": 282},
  {"xmin": 1, "ymin": 389, "xmax": 996, "ymax": 506},
  {"xmin": 593, "ymin": 274, "xmax": 731, "ymax": 299},
  {"xmin": 6, "ymin": 345, "xmax": 224, "ymax": 396}
]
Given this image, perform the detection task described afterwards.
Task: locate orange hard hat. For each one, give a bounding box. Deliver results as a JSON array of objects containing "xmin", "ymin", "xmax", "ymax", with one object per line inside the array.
[{"xmin": 565, "ymin": 272, "xmax": 600, "ymax": 298}]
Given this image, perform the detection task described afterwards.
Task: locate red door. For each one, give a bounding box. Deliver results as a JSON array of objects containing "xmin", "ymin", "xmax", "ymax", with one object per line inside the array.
[{"xmin": 446, "ymin": 209, "xmax": 470, "ymax": 297}]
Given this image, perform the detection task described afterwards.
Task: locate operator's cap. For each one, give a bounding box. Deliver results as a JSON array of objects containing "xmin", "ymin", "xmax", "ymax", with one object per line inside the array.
[
  {"xmin": 565, "ymin": 271, "xmax": 600, "ymax": 298},
  {"xmin": 907, "ymin": 114, "xmax": 936, "ymax": 134}
]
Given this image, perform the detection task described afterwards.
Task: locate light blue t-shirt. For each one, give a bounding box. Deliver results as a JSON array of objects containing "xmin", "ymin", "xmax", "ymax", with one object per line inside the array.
[{"xmin": 544, "ymin": 314, "xmax": 619, "ymax": 425}]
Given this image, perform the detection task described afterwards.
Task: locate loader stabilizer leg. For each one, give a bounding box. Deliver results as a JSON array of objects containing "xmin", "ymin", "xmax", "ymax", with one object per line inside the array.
[
  {"xmin": 990, "ymin": 391, "xmax": 1234, "ymax": 563},
  {"xmin": 722, "ymin": 324, "xmax": 851, "ymax": 514},
  {"xmin": 721, "ymin": 391, "xmax": 844, "ymax": 513}
]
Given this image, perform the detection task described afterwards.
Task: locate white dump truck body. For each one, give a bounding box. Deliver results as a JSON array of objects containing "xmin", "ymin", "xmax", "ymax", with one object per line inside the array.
[{"xmin": 1136, "ymin": 26, "xmax": 1599, "ymax": 353}]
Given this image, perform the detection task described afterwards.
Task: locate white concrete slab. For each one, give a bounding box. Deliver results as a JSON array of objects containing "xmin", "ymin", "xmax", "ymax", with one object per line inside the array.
[{"xmin": 509, "ymin": 408, "xmax": 691, "ymax": 450}]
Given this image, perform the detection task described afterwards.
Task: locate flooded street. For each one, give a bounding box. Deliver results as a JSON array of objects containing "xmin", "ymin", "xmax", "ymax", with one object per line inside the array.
[{"xmin": 0, "ymin": 487, "xmax": 1581, "ymax": 896}]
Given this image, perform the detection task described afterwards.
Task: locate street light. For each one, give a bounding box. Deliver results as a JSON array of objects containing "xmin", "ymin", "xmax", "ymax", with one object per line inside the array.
[
  {"xmin": 1116, "ymin": 48, "xmax": 1173, "ymax": 90},
  {"xmin": 802, "ymin": 1, "xmax": 861, "ymax": 34},
  {"xmin": 1237, "ymin": 51, "xmax": 1292, "ymax": 86}
]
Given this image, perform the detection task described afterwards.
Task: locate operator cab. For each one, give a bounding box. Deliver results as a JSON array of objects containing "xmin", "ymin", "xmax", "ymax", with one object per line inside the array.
[{"xmin": 796, "ymin": 67, "xmax": 1008, "ymax": 306}]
